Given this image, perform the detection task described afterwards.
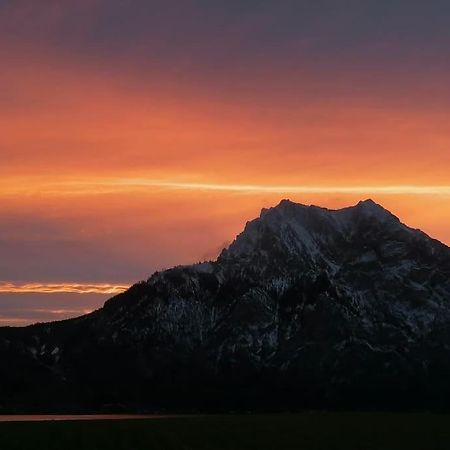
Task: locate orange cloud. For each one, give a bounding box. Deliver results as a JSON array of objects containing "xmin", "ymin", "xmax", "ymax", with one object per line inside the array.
[
  {"xmin": 2, "ymin": 176, "xmax": 450, "ymax": 197},
  {"xmin": 0, "ymin": 283, "xmax": 128, "ymax": 295},
  {"xmin": 2, "ymin": 51, "xmax": 450, "ymax": 188}
]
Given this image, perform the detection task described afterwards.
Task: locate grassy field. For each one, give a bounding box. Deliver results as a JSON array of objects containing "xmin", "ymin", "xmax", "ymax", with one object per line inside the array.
[{"xmin": 0, "ymin": 412, "xmax": 449, "ymax": 450}]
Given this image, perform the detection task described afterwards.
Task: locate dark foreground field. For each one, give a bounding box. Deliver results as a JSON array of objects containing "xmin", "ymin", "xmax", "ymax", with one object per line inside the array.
[{"xmin": 0, "ymin": 413, "xmax": 449, "ymax": 450}]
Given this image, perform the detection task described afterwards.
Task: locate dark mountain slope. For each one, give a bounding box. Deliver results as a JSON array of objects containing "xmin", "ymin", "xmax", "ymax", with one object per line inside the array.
[{"xmin": 1, "ymin": 199, "xmax": 450, "ymax": 412}]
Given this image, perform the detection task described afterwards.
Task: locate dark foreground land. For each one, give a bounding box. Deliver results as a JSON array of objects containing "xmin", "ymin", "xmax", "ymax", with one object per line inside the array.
[{"xmin": 0, "ymin": 413, "xmax": 449, "ymax": 450}]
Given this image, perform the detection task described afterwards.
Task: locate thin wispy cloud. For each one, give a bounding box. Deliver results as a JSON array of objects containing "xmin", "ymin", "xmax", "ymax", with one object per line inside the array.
[
  {"xmin": 2, "ymin": 178, "xmax": 450, "ymax": 197},
  {"xmin": 0, "ymin": 282, "xmax": 129, "ymax": 295}
]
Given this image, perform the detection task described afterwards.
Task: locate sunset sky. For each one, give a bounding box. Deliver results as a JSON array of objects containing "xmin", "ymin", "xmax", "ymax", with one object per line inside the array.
[{"xmin": 1, "ymin": 0, "xmax": 450, "ymax": 325}]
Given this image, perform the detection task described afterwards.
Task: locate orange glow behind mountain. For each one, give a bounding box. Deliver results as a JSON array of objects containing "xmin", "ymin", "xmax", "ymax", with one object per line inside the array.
[{"xmin": 2, "ymin": 57, "xmax": 450, "ymax": 254}]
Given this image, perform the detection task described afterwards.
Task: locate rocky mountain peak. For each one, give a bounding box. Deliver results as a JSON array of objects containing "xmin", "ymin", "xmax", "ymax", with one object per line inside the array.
[
  {"xmin": 354, "ymin": 198, "xmax": 398, "ymax": 221},
  {"xmin": 220, "ymin": 199, "xmax": 406, "ymax": 264}
]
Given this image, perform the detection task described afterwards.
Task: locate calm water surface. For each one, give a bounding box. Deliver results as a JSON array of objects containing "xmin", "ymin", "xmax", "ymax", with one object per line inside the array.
[{"xmin": 0, "ymin": 414, "xmax": 177, "ymax": 422}]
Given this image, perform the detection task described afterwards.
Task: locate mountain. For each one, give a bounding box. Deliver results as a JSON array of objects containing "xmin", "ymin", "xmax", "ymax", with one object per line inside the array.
[{"xmin": 1, "ymin": 199, "xmax": 450, "ymax": 412}]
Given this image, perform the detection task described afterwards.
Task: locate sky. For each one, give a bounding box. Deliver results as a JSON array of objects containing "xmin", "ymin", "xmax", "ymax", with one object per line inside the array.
[{"xmin": 1, "ymin": 0, "xmax": 450, "ymax": 325}]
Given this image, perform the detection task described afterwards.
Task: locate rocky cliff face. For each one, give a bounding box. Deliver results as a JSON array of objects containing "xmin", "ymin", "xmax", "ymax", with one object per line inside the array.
[{"xmin": 2, "ymin": 199, "xmax": 450, "ymax": 412}]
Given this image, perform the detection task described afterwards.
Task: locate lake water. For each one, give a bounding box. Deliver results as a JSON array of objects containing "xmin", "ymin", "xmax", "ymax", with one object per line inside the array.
[{"xmin": 0, "ymin": 414, "xmax": 174, "ymax": 422}]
